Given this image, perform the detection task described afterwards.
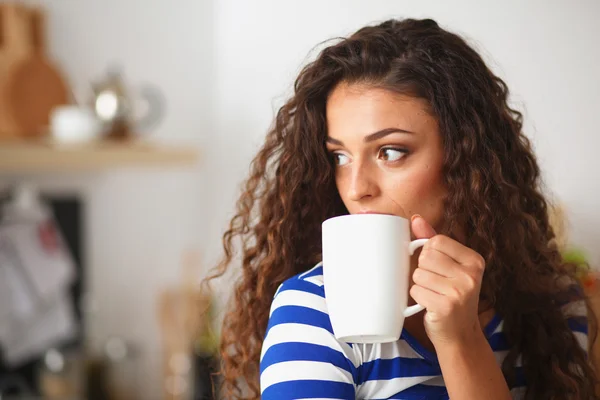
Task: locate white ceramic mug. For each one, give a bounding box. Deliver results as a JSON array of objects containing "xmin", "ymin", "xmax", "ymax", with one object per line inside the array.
[
  {"xmin": 50, "ymin": 106, "xmax": 101, "ymax": 145},
  {"xmin": 322, "ymin": 214, "xmax": 427, "ymax": 343}
]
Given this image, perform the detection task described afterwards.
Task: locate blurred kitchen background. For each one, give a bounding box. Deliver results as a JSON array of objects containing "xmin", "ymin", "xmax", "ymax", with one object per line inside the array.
[{"xmin": 0, "ymin": 0, "xmax": 598, "ymax": 399}]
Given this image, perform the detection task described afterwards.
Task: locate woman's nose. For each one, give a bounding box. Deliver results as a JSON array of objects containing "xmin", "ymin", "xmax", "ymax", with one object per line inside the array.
[{"xmin": 347, "ymin": 162, "xmax": 379, "ymax": 202}]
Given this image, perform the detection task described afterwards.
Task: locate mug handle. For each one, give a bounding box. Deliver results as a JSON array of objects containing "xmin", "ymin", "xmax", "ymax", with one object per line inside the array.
[{"xmin": 403, "ymin": 238, "xmax": 429, "ymax": 318}]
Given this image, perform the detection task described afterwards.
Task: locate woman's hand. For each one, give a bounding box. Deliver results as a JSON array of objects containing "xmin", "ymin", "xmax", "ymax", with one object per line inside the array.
[{"xmin": 409, "ymin": 215, "xmax": 486, "ymax": 347}]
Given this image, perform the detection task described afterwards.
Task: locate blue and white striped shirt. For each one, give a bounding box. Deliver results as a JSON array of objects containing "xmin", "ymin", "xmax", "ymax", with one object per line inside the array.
[{"xmin": 259, "ymin": 263, "xmax": 588, "ymax": 399}]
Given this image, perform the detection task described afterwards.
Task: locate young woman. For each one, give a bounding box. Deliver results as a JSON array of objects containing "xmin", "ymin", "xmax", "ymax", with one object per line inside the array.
[{"xmin": 208, "ymin": 18, "xmax": 597, "ymax": 399}]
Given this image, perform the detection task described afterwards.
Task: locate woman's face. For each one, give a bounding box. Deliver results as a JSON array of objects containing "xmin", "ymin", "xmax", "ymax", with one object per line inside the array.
[{"xmin": 326, "ymin": 82, "xmax": 447, "ymax": 233}]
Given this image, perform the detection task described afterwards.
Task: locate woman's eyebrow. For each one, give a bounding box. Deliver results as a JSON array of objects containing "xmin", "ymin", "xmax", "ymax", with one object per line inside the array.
[{"xmin": 326, "ymin": 127, "xmax": 414, "ymax": 146}]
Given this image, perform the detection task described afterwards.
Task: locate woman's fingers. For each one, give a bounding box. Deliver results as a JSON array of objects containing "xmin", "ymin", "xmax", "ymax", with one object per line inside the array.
[
  {"xmin": 418, "ymin": 246, "xmax": 457, "ymax": 278},
  {"xmin": 409, "ymin": 283, "xmax": 447, "ymax": 315},
  {"xmin": 424, "ymin": 235, "xmax": 485, "ymax": 274},
  {"xmin": 413, "ymin": 266, "xmax": 449, "ymax": 295}
]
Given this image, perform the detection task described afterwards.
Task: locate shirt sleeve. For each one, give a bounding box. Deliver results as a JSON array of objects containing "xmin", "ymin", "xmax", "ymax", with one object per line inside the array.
[
  {"xmin": 259, "ymin": 277, "xmax": 358, "ymax": 400},
  {"xmin": 561, "ymin": 296, "xmax": 589, "ymax": 353}
]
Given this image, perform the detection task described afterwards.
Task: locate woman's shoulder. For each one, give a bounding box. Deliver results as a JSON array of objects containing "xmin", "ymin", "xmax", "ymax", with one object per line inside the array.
[
  {"xmin": 266, "ymin": 263, "xmax": 329, "ymax": 330},
  {"xmin": 273, "ymin": 262, "xmax": 326, "ymax": 299},
  {"xmin": 261, "ymin": 261, "xmax": 359, "ymax": 399},
  {"xmin": 557, "ymin": 284, "xmax": 589, "ymax": 351}
]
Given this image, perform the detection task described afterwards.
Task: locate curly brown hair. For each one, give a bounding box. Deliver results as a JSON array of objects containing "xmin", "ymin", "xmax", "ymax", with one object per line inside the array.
[{"xmin": 206, "ymin": 18, "xmax": 598, "ymax": 399}]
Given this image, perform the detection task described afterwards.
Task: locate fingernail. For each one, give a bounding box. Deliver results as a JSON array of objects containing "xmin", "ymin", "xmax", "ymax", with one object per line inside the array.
[{"xmin": 411, "ymin": 214, "xmax": 421, "ymax": 222}]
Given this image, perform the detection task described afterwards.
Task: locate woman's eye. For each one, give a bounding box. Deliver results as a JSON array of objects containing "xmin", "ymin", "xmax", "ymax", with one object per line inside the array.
[
  {"xmin": 379, "ymin": 148, "xmax": 407, "ymax": 162},
  {"xmin": 332, "ymin": 153, "xmax": 350, "ymax": 166}
]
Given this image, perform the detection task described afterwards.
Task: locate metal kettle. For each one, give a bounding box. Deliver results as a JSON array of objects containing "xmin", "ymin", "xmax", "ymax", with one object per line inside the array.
[{"xmin": 91, "ymin": 67, "xmax": 165, "ymax": 140}]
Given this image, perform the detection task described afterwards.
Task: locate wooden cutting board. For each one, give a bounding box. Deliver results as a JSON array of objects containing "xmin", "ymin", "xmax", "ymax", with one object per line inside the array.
[
  {"xmin": 6, "ymin": 7, "xmax": 69, "ymax": 138},
  {"xmin": 0, "ymin": 3, "xmax": 33, "ymax": 139}
]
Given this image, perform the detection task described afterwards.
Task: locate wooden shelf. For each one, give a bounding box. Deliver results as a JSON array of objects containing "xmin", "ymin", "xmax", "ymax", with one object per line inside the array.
[{"xmin": 0, "ymin": 140, "xmax": 200, "ymax": 173}]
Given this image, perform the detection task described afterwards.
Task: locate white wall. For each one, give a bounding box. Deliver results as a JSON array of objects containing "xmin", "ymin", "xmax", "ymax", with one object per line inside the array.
[
  {"xmin": 3, "ymin": 1, "xmax": 216, "ymax": 398},
  {"xmin": 4, "ymin": 0, "xmax": 599, "ymax": 398},
  {"xmin": 212, "ymin": 0, "xmax": 600, "ymax": 264}
]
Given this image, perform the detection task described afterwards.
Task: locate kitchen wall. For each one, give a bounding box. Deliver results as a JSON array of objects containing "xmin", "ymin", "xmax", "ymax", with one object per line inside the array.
[
  {"xmin": 212, "ymin": 0, "xmax": 600, "ymax": 268},
  {"xmin": 4, "ymin": 0, "xmax": 599, "ymax": 398},
  {"xmin": 2, "ymin": 0, "xmax": 216, "ymax": 397}
]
